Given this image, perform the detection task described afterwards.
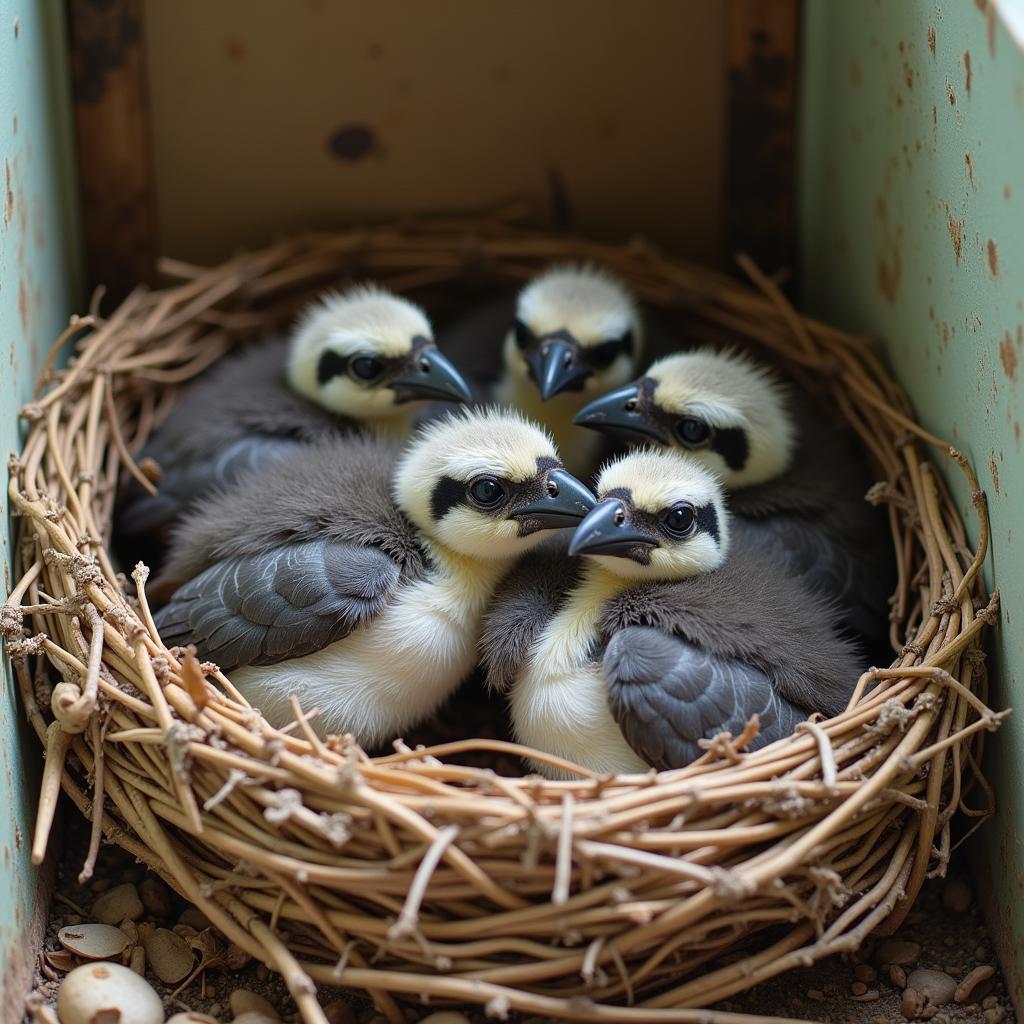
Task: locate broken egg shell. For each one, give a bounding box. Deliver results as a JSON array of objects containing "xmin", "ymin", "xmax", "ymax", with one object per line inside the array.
[
  {"xmin": 56, "ymin": 962, "xmax": 163, "ymax": 1024},
  {"xmin": 144, "ymin": 926, "xmax": 195, "ymax": 983},
  {"xmin": 57, "ymin": 923, "xmax": 129, "ymax": 960}
]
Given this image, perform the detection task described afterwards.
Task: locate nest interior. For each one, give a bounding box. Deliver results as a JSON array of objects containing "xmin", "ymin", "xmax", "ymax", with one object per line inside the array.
[{"xmin": 3, "ymin": 213, "xmax": 1006, "ymax": 1024}]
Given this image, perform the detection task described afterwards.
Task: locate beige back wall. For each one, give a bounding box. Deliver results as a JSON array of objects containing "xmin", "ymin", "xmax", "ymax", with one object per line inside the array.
[{"xmin": 141, "ymin": 0, "xmax": 726, "ymax": 265}]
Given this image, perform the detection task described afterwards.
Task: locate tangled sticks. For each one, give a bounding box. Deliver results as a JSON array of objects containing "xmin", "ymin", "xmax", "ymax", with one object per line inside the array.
[{"xmin": 4, "ymin": 213, "xmax": 1006, "ymax": 1024}]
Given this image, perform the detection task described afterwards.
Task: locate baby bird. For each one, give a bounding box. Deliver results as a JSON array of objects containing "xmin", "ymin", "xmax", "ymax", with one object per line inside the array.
[
  {"xmin": 574, "ymin": 347, "xmax": 893, "ymax": 651},
  {"xmin": 117, "ymin": 286, "xmax": 471, "ymax": 547},
  {"xmin": 154, "ymin": 409, "xmax": 595, "ymax": 745},
  {"xmin": 439, "ymin": 266, "xmax": 643, "ymax": 477},
  {"xmin": 484, "ymin": 450, "xmax": 860, "ymax": 777}
]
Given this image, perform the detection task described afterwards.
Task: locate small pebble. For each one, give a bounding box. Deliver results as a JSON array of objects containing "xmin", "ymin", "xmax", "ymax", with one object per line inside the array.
[
  {"xmin": 982, "ymin": 996, "xmax": 999, "ymax": 1010},
  {"xmin": 256, "ymin": 964, "xmax": 269, "ymax": 981},
  {"xmin": 323, "ymin": 1002, "xmax": 356, "ymax": 1024},
  {"xmin": 230, "ymin": 991, "xmax": 280, "ymax": 1019},
  {"xmin": 852, "ymin": 982, "xmax": 868, "ymax": 996},
  {"xmin": 877, "ymin": 939, "xmax": 922, "ymax": 967},
  {"xmin": 129, "ymin": 945, "xmax": 146, "ymax": 976},
  {"xmin": 901, "ymin": 988, "xmax": 925, "ymax": 1020},
  {"xmin": 855, "ymin": 964, "xmax": 878, "ymax": 983},
  {"xmin": 139, "ymin": 877, "xmax": 172, "ymax": 918},
  {"xmin": 58, "ymin": 923, "xmax": 130, "ymax": 960},
  {"xmin": 208, "ymin": 1003, "xmax": 223, "ymax": 1017},
  {"xmin": 145, "ymin": 927, "xmax": 194, "ymax": 983},
  {"xmin": 944, "ymin": 965, "xmax": 962, "ymax": 978},
  {"xmin": 807, "ymin": 990, "xmax": 825, "ymax": 1002},
  {"xmin": 92, "ymin": 883, "xmax": 144, "ymax": 925},
  {"xmin": 955, "ymin": 964, "xmax": 996, "ymax": 1003},
  {"xmin": 907, "ymin": 969, "xmax": 957, "ymax": 1007},
  {"xmin": 889, "ymin": 964, "xmax": 908, "ymax": 989},
  {"xmin": 852, "ymin": 990, "xmax": 880, "ymax": 1003},
  {"xmin": 984, "ymin": 1009, "xmax": 1005, "ymax": 1024},
  {"xmin": 416, "ymin": 1015, "xmax": 472, "ymax": 1024},
  {"xmin": 178, "ymin": 906, "xmax": 213, "ymax": 930},
  {"xmin": 57, "ymin": 962, "xmax": 163, "ymax": 1024},
  {"xmin": 941, "ymin": 878, "xmax": 972, "ymax": 914},
  {"xmin": 975, "ymin": 944, "xmax": 988, "ymax": 960}
]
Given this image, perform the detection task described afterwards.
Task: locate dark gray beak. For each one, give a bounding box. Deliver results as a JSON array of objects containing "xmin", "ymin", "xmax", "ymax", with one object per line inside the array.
[
  {"xmin": 392, "ymin": 348, "xmax": 473, "ymax": 404},
  {"xmin": 528, "ymin": 337, "xmax": 591, "ymax": 400},
  {"xmin": 511, "ymin": 469, "xmax": 596, "ymax": 532},
  {"xmin": 569, "ymin": 498, "xmax": 659, "ymax": 559},
  {"xmin": 573, "ymin": 384, "xmax": 669, "ymax": 444}
]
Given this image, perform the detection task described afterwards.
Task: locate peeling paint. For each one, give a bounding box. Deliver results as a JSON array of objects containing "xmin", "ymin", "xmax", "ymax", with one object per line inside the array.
[
  {"xmin": 988, "ymin": 238, "xmax": 1000, "ymax": 276},
  {"xmin": 947, "ymin": 211, "xmax": 963, "ymax": 261},
  {"xmin": 964, "ymin": 50, "xmax": 973, "ymax": 92},
  {"xmin": 966, "ymin": 151, "xmax": 976, "ymax": 187},
  {"xmin": 928, "ymin": 25, "xmax": 937, "ymax": 56},
  {"xmin": 1000, "ymin": 332, "xmax": 1019, "ymax": 379}
]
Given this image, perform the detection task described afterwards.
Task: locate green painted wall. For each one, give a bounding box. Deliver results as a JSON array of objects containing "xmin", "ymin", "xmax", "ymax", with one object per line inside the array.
[
  {"xmin": 801, "ymin": 0, "xmax": 1023, "ymax": 1004},
  {"xmin": 0, "ymin": 0, "xmax": 81, "ymax": 1000}
]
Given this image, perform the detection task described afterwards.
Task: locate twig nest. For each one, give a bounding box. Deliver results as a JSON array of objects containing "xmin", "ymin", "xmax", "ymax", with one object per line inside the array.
[
  {"xmin": 229, "ymin": 991, "xmax": 279, "ymax": 1019},
  {"xmin": 50, "ymin": 681, "xmax": 90, "ymax": 735},
  {"xmin": 138, "ymin": 877, "xmax": 172, "ymax": 918},
  {"xmin": 906, "ymin": 969, "xmax": 957, "ymax": 1007},
  {"xmin": 57, "ymin": 923, "xmax": 129, "ymax": 960},
  {"xmin": 955, "ymin": 965, "xmax": 996, "ymax": 1004},
  {"xmin": 145, "ymin": 926, "xmax": 195, "ymax": 983},
  {"xmin": 91, "ymin": 883, "xmax": 144, "ymax": 925},
  {"xmin": 57, "ymin": 962, "xmax": 162, "ymax": 1024}
]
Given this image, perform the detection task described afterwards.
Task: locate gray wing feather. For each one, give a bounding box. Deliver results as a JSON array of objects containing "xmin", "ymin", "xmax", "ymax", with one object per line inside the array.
[
  {"xmin": 153, "ymin": 539, "xmax": 400, "ymax": 669},
  {"xmin": 604, "ymin": 627, "xmax": 808, "ymax": 770}
]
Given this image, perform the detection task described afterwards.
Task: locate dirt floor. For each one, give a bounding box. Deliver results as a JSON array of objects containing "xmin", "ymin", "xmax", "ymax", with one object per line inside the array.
[{"xmin": 26, "ymin": 813, "xmax": 1017, "ymax": 1024}]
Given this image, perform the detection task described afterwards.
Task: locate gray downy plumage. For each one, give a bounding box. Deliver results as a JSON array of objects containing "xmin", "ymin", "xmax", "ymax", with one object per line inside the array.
[
  {"xmin": 725, "ymin": 400, "xmax": 894, "ymax": 657},
  {"xmin": 155, "ymin": 432, "xmax": 426, "ymax": 669},
  {"xmin": 117, "ymin": 338, "xmax": 346, "ymax": 547},
  {"xmin": 480, "ymin": 530, "xmax": 861, "ymax": 771}
]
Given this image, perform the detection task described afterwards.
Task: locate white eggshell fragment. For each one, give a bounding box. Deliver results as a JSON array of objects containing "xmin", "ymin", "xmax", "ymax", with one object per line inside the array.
[
  {"xmin": 57, "ymin": 962, "xmax": 163, "ymax": 1024},
  {"xmin": 57, "ymin": 923, "xmax": 129, "ymax": 960}
]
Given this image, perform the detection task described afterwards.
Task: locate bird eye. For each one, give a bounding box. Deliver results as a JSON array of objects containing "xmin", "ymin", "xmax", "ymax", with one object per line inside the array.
[
  {"xmin": 513, "ymin": 320, "xmax": 533, "ymax": 350},
  {"xmin": 349, "ymin": 356, "xmax": 384, "ymax": 383},
  {"xmin": 468, "ymin": 476, "xmax": 507, "ymax": 510},
  {"xmin": 674, "ymin": 417, "xmax": 712, "ymax": 448},
  {"xmin": 662, "ymin": 503, "xmax": 697, "ymax": 538}
]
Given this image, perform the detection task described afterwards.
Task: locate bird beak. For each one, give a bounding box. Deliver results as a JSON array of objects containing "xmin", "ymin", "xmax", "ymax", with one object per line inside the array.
[
  {"xmin": 568, "ymin": 498, "xmax": 659, "ymax": 559},
  {"xmin": 391, "ymin": 347, "xmax": 473, "ymax": 404},
  {"xmin": 573, "ymin": 383, "xmax": 669, "ymax": 443},
  {"xmin": 511, "ymin": 469, "xmax": 596, "ymax": 532},
  {"xmin": 527, "ymin": 337, "xmax": 591, "ymax": 400}
]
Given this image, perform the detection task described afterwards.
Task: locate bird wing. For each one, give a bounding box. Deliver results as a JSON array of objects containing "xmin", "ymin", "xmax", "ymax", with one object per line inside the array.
[
  {"xmin": 603, "ymin": 627, "xmax": 809, "ymax": 771},
  {"xmin": 153, "ymin": 539, "xmax": 401, "ymax": 670},
  {"xmin": 478, "ymin": 538, "xmax": 579, "ymax": 692},
  {"xmin": 119, "ymin": 435, "xmax": 302, "ymax": 542}
]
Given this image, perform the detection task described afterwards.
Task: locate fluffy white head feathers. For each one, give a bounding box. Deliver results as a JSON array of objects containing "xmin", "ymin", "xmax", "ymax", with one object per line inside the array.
[
  {"xmin": 644, "ymin": 348, "xmax": 795, "ymax": 488},
  {"xmin": 570, "ymin": 448, "xmax": 730, "ymax": 582},
  {"xmin": 393, "ymin": 408, "xmax": 595, "ymax": 561}
]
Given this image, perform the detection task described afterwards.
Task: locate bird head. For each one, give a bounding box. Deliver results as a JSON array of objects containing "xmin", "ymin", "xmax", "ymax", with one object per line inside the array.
[
  {"xmin": 288, "ymin": 285, "xmax": 472, "ymax": 421},
  {"xmin": 393, "ymin": 408, "xmax": 596, "ymax": 560},
  {"xmin": 505, "ymin": 265, "xmax": 641, "ymax": 403},
  {"xmin": 569, "ymin": 449, "xmax": 730, "ymax": 582},
  {"xmin": 573, "ymin": 347, "xmax": 795, "ymax": 489}
]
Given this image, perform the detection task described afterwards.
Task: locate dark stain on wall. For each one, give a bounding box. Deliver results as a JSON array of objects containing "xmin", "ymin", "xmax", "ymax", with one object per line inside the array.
[
  {"xmin": 964, "ymin": 51, "xmax": 973, "ymax": 94},
  {"xmin": 1000, "ymin": 332, "xmax": 1019, "ymax": 380},
  {"xmin": 328, "ymin": 124, "xmax": 377, "ymax": 161},
  {"xmin": 966, "ymin": 151, "xmax": 976, "ymax": 188},
  {"xmin": 947, "ymin": 211, "xmax": 963, "ymax": 262},
  {"xmin": 988, "ymin": 239, "xmax": 1000, "ymax": 277},
  {"xmin": 927, "ymin": 26, "xmax": 936, "ymax": 56}
]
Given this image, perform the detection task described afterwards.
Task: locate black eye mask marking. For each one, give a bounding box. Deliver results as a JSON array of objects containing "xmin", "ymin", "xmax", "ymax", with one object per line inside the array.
[
  {"xmin": 712, "ymin": 427, "xmax": 750, "ymax": 471},
  {"xmin": 430, "ymin": 457, "xmax": 563, "ymax": 529},
  {"xmin": 614, "ymin": 500, "xmax": 719, "ymax": 545},
  {"xmin": 317, "ymin": 350, "xmax": 350, "ymax": 385},
  {"xmin": 695, "ymin": 503, "xmax": 720, "ymax": 542}
]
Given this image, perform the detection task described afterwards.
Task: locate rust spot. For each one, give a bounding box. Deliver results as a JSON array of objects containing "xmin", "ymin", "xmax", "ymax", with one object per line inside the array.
[
  {"xmin": 877, "ymin": 241, "xmax": 901, "ymax": 304},
  {"xmin": 898, "ymin": 40, "xmax": 905, "ymax": 54},
  {"xmin": 989, "ymin": 455, "xmax": 1000, "ymax": 496},
  {"xmin": 975, "ymin": 0, "xmax": 986, "ymax": 10},
  {"xmin": 947, "ymin": 81, "xmax": 956, "ymax": 105},
  {"xmin": 947, "ymin": 212, "xmax": 963, "ymax": 262},
  {"xmin": 964, "ymin": 51, "xmax": 973, "ymax": 93},
  {"xmin": 12, "ymin": 17, "xmax": 19, "ymax": 38},
  {"xmin": 17, "ymin": 280, "xmax": 27, "ymax": 330},
  {"xmin": 1015, "ymin": 421, "xmax": 1021, "ymax": 447},
  {"xmin": 1006, "ymin": 184, "xmax": 1012, "ymax": 200},
  {"xmin": 928, "ymin": 26, "xmax": 936, "ymax": 56},
  {"xmin": 902, "ymin": 61, "xmax": 914, "ymax": 89},
  {"xmin": 988, "ymin": 239, "xmax": 999, "ymax": 277},
  {"xmin": 849, "ymin": 58, "xmax": 863, "ymax": 86},
  {"xmin": 3, "ymin": 159, "xmax": 12, "ymax": 227},
  {"xmin": 932, "ymin": 104, "xmax": 938, "ymax": 127},
  {"xmin": 1000, "ymin": 332, "xmax": 1018, "ymax": 380},
  {"xmin": 965, "ymin": 151, "xmax": 976, "ymax": 187},
  {"xmin": 223, "ymin": 37, "xmax": 245, "ymax": 61}
]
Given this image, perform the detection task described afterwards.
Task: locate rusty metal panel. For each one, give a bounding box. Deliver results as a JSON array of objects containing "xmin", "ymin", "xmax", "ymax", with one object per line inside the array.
[
  {"xmin": 801, "ymin": 0, "xmax": 1023, "ymax": 1002},
  {"xmin": 0, "ymin": 0, "xmax": 82, "ymax": 1011}
]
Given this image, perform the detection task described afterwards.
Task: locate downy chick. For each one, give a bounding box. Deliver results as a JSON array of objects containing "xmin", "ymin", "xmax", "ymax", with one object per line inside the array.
[
  {"xmin": 154, "ymin": 409, "xmax": 595, "ymax": 745},
  {"xmin": 484, "ymin": 450, "xmax": 860, "ymax": 776},
  {"xmin": 117, "ymin": 285, "xmax": 471, "ymax": 548},
  {"xmin": 438, "ymin": 265, "xmax": 643, "ymax": 478},
  {"xmin": 574, "ymin": 347, "xmax": 894, "ymax": 652}
]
